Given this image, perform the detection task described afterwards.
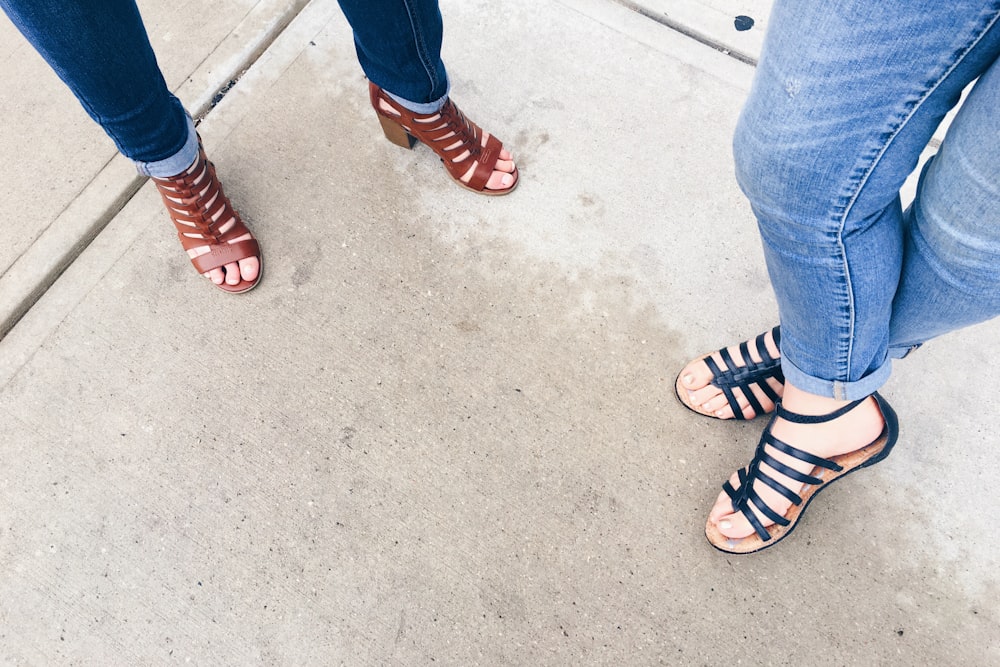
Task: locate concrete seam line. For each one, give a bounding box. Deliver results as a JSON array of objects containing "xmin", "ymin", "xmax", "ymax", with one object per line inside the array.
[
  {"xmin": 0, "ymin": 0, "xmax": 311, "ymax": 343},
  {"xmin": 609, "ymin": 0, "xmax": 758, "ymax": 66},
  {"xmin": 0, "ymin": 174, "xmax": 145, "ymax": 339}
]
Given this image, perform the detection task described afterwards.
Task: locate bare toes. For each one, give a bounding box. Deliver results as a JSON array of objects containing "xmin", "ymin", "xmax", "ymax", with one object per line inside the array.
[
  {"xmin": 206, "ymin": 268, "xmax": 226, "ymax": 285},
  {"xmin": 708, "ymin": 485, "xmax": 735, "ymax": 523},
  {"xmin": 239, "ymin": 256, "xmax": 260, "ymax": 283},
  {"xmin": 700, "ymin": 394, "xmax": 739, "ymax": 419},
  {"xmin": 486, "ymin": 171, "xmax": 516, "ymax": 190},
  {"xmin": 494, "ymin": 158, "xmax": 515, "ymax": 174},
  {"xmin": 220, "ymin": 262, "xmax": 240, "ymax": 285},
  {"xmin": 707, "ymin": 483, "xmax": 755, "ymax": 539},
  {"xmin": 678, "ymin": 360, "xmax": 715, "ymax": 393},
  {"xmin": 713, "ymin": 511, "xmax": 756, "ymax": 540}
]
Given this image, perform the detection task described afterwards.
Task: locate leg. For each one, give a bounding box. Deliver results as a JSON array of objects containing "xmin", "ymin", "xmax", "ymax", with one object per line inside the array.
[
  {"xmin": 706, "ymin": 0, "xmax": 1000, "ymax": 550},
  {"xmin": 336, "ymin": 0, "xmax": 517, "ymax": 194},
  {"xmin": 677, "ymin": 2, "xmax": 1000, "ymax": 419},
  {"xmin": 336, "ymin": 0, "xmax": 448, "ymax": 107},
  {"xmin": 888, "ymin": 57, "xmax": 1000, "ymax": 351},
  {"xmin": 0, "ymin": 0, "xmax": 260, "ymax": 290},
  {"xmin": 0, "ymin": 0, "xmax": 186, "ymax": 163},
  {"xmin": 738, "ymin": 1, "xmax": 1000, "ymax": 400}
]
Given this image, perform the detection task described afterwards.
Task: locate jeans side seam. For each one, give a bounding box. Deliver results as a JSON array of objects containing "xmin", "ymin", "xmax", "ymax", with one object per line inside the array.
[
  {"xmin": 400, "ymin": 0, "xmax": 439, "ymax": 99},
  {"xmin": 834, "ymin": 224, "xmax": 856, "ymax": 381}
]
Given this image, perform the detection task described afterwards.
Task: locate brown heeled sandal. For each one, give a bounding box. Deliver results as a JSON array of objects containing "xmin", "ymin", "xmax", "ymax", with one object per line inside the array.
[
  {"xmin": 151, "ymin": 141, "xmax": 262, "ymax": 294},
  {"xmin": 369, "ymin": 82, "xmax": 518, "ymax": 196}
]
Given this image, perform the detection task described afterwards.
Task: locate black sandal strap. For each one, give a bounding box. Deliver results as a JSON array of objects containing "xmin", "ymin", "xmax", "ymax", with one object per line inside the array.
[
  {"xmin": 764, "ymin": 431, "xmax": 843, "ymax": 473},
  {"xmin": 705, "ymin": 354, "xmax": 745, "ymax": 419},
  {"xmin": 776, "ymin": 398, "xmax": 865, "ymax": 425},
  {"xmin": 758, "ymin": 380, "xmax": 782, "ymax": 404},
  {"xmin": 755, "ymin": 470, "xmax": 803, "ymax": 506},
  {"xmin": 722, "ymin": 394, "xmax": 865, "ymax": 542},
  {"xmin": 705, "ymin": 326, "xmax": 784, "ymax": 420},
  {"xmin": 746, "ymin": 484, "xmax": 792, "ymax": 527},
  {"xmin": 735, "ymin": 341, "xmax": 767, "ymax": 417}
]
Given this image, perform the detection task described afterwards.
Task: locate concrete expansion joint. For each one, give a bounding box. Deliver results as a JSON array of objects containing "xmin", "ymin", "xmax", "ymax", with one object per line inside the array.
[
  {"xmin": 609, "ymin": 0, "xmax": 759, "ymax": 66},
  {"xmin": 0, "ymin": 0, "xmax": 311, "ymax": 344}
]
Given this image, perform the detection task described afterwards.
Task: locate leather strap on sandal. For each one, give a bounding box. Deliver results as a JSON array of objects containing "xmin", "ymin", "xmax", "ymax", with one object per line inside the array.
[
  {"xmin": 369, "ymin": 83, "xmax": 517, "ymax": 194},
  {"xmin": 703, "ymin": 326, "xmax": 784, "ymax": 420},
  {"xmin": 151, "ymin": 140, "xmax": 261, "ymax": 293},
  {"xmin": 724, "ymin": 398, "xmax": 864, "ymax": 542}
]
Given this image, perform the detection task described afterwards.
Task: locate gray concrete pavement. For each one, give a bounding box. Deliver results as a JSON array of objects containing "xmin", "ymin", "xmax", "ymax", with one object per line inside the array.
[{"xmin": 2, "ymin": 0, "xmax": 998, "ymax": 664}]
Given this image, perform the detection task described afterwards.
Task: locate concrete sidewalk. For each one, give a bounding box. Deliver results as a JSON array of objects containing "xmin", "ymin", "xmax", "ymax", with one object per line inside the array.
[{"xmin": 2, "ymin": 0, "xmax": 998, "ymax": 664}]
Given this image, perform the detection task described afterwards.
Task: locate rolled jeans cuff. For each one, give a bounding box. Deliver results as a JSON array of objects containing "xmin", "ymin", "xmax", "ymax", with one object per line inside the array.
[
  {"xmin": 780, "ymin": 353, "xmax": 892, "ymax": 401},
  {"xmin": 387, "ymin": 86, "xmax": 449, "ymax": 114},
  {"xmin": 133, "ymin": 115, "xmax": 198, "ymax": 178}
]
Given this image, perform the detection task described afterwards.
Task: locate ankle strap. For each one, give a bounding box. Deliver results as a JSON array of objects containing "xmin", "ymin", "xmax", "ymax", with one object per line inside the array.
[{"xmin": 776, "ymin": 396, "xmax": 867, "ymax": 424}]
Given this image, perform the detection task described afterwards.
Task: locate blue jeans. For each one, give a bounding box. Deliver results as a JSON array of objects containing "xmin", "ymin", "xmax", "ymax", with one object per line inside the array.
[
  {"xmin": 0, "ymin": 0, "xmax": 449, "ymax": 176},
  {"xmin": 734, "ymin": 0, "xmax": 1000, "ymax": 400}
]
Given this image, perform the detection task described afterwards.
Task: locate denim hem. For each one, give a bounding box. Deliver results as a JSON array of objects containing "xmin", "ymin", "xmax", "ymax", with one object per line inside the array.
[
  {"xmin": 888, "ymin": 343, "xmax": 922, "ymax": 360},
  {"xmin": 387, "ymin": 87, "xmax": 449, "ymax": 114},
  {"xmin": 780, "ymin": 353, "xmax": 892, "ymax": 401},
  {"xmin": 133, "ymin": 115, "xmax": 198, "ymax": 177}
]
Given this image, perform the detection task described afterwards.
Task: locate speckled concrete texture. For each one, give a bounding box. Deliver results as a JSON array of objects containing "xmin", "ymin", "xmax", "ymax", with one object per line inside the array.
[{"xmin": 1, "ymin": 0, "xmax": 997, "ymax": 664}]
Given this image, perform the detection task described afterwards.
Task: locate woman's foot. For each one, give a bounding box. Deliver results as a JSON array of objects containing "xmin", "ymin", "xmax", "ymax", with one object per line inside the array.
[
  {"xmin": 676, "ymin": 326, "xmax": 784, "ymax": 419},
  {"xmin": 152, "ymin": 142, "xmax": 261, "ymax": 293},
  {"xmin": 706, "ymin": 384, "xmax": 889, "ymax": 548},
  {"xmin": 370, "ymin": 83, "xmax": 518, "ymax": 195}
]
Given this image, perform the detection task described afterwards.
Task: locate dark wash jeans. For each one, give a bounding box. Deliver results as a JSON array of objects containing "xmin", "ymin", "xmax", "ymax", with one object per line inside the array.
[{"xmin": 0, "ymin": 0, "xmax": 449, "ymax": 175}]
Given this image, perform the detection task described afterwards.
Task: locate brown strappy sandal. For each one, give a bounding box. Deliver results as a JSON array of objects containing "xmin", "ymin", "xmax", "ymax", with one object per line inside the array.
[
  {"xmin": 151, "ymin": 141, "xmax": 261, "ymax": 294},
  {"xmin": 369, "ymin": 82, "xmax": 518, "ymax": 196}
]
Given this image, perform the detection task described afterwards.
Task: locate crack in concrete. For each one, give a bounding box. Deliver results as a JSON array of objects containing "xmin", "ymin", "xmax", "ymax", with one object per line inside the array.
[{"xmin": 610, "ymin": 0, "xmax": 759, "ymax": 66}]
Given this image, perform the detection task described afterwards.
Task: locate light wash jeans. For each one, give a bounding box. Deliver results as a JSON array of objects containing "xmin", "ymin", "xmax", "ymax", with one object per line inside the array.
[
  {"xmin": 0, "ymin": 0, "xmax": 450, "ymax": 177},
  {"xmin": 734, "ymin": 0, "xmax": 1000, "ymax": 400}
]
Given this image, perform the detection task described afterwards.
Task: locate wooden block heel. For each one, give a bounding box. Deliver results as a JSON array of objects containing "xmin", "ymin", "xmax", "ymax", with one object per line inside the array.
[{"xmin": 377, "ymin": 113, "xmax": 417, "ymax": 149}]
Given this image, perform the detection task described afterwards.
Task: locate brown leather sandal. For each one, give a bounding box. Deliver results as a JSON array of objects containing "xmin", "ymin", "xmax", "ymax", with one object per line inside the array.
[
  {"xmin": 151, "ymin": 141, "xmax": 261, "ymax": 294},
  {"xmin": 369, "ymin": 82, "xmax": 518, "ymax": 196}
]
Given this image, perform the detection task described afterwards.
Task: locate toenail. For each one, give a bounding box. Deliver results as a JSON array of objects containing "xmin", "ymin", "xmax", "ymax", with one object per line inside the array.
[
  {"xmin": 683, "ymin": 374, "xmax": 695, "ymax": 386},
  {"xmin": 720, "ymin": 519, "xmax": 732, "ymax": 530}
]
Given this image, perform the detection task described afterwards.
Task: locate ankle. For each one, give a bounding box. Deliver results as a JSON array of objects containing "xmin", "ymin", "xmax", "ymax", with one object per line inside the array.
[
  {"xmin": 780, "ymin": 383, "xmax": 858, "ymax": 415},
  {"xmin": 773, "ymin": 384, "xmax": 884, "ymax": 458}
]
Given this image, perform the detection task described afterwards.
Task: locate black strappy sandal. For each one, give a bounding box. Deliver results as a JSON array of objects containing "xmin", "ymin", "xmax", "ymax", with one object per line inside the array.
[
  {"xmin": 675, "ymin": 326, "xmax": 784, "ymax": 420},
  {"xmin": 705, "ymin": 392, "xmax": 899, "ymax": 554}
]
